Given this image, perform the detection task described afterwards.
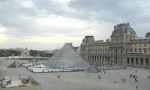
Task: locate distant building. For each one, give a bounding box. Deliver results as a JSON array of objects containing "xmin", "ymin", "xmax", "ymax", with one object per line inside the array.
[
  {"xmin": 20, "ymin": 48, "xmax": 30, "ymax": 57},
  {"xmin": 8, "ymin": 48, "xmax": 49, "ymax": 60},
  {"xmin": 80, "ymin": 23, "xmax": 150, "ymax": 68}
]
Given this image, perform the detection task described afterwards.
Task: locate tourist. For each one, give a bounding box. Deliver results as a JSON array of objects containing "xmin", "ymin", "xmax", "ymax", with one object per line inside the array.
[
  {"xmin": 136, "ymin": 85, "xmax": 138, "ymax": 90},
  {"xmin": 97, "ymin": 74, "xmax": 101, "ymax": 79},
  {"xmin": 57, "ymin": 75, "xmax": 61, "ymax": 79}
]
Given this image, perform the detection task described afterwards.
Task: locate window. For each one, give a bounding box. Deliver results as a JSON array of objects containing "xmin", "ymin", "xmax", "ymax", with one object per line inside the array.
[
  {"xmin": 139, "ymin": 48, "xmax": 142, "ymax": 52},
  {"xmin": 143, "ymin": 48, "xmax": 146, "ymax": 53},
  {"xmin": 135, "ymin": 48, "xmax": 137, "ymax": 52},
  {"xmin": 136, "ymin": 58, "xmax": 138, "ymax": 65},
  {"xmin": 130, "ymin": 48, "xmax": 133, "ymax": 52},
  {"xmin": 146, "ymin": 58, "xmax": 149, "ymax": 65},
  {"xmin": 131, "ymin": 58, "xmax": 134, "ymax": 64},
  {"xmin": 127, "ymin": 58, "xmax": 130, "ymax": 64},
  {"xmin": 140, "ymin": 58, "xmax": 143, "ymax": 65}
]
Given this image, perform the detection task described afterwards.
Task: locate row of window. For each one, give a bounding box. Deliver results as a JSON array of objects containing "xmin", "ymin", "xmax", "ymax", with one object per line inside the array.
[
  {"xmin": 131, "ymin": 44, "xmax": 150, "ymax": 47},
  {"xmin": 127, "ymin": 57, "xmax": 149, "ymax": 65},
  {"xmin": 129, "ymin": 48, "xmax": 150, "ymax": 53},
  {"xmin": 88, "ymin": 56, "xmax": 110, "ymax": 60},
  {"xmin": 87, "ymin": 55, "xmax": 122, "ymax": 65},
  {"xmin": 87, "ymin": 55, "xmax": 111, "ymax": 64}
]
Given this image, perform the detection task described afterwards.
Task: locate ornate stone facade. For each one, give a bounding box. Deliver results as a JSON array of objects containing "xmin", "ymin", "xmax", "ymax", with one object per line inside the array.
[{"xmin": 80, "ymin": 23, "xmax": 150, "ymax": 68}]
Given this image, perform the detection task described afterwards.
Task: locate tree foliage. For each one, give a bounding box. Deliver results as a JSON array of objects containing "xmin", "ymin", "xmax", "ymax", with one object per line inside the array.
[
  {"xmin": 30, "ymin": 50, "xmax": 53, "ymax": 57},
  {"xmin": 0, "ymin": 49, "xmax": 53, "ymax": 57},
  {"xmin": 0, "ymin": 49, "xmax": 20, "ymax": 57}
]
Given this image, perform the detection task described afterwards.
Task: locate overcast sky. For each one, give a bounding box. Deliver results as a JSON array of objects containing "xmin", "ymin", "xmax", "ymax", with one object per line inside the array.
[{"xmin": 0, "ymin": 0, "xmax": 150, "ymax": 50}]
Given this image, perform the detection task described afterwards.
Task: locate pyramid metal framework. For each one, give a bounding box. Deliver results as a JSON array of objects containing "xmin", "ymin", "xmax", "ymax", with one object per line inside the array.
[{"xmin": 49, "ymin": 43, "xmax": 88, "ymax": 69}]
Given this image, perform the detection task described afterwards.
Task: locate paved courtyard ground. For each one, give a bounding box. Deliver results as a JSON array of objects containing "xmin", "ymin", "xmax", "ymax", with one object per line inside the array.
[{"xmin": 1, "ymin": 60, "xmax": 150, "ymax": 90}]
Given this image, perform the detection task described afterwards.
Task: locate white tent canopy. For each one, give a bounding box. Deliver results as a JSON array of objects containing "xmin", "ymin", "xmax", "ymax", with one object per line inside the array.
[{"xmin": 49, "ymin": 43, "xmax": 88, "ymax": 69}]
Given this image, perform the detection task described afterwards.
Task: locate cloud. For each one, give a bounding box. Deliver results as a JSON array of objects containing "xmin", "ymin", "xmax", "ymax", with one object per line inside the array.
[
  {"xmin": 34, "ymin": 15, "xmax": 87, "ymax": 30},
  {"xmin": 69, "ymin": 0, "xmax": 150, "ymax": 27},
  {"xmin": 0, "ymin": 0, "xmax": 149, "ymax": 49}
]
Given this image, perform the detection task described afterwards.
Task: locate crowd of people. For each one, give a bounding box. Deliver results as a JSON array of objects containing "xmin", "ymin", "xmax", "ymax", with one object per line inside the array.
[
  {"xmin": 96, "ymin": 68, "xmax": 140, "ymax": 90},
  {"xmin": 129, "ymin": 70, "xmax": 139, "ymax": 90}
]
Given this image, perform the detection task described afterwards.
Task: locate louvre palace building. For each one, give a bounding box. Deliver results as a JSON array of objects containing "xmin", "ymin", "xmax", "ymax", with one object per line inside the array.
[{"xmin": 80, "ymin": 23, "xmax": 150, "ymax": 68}]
